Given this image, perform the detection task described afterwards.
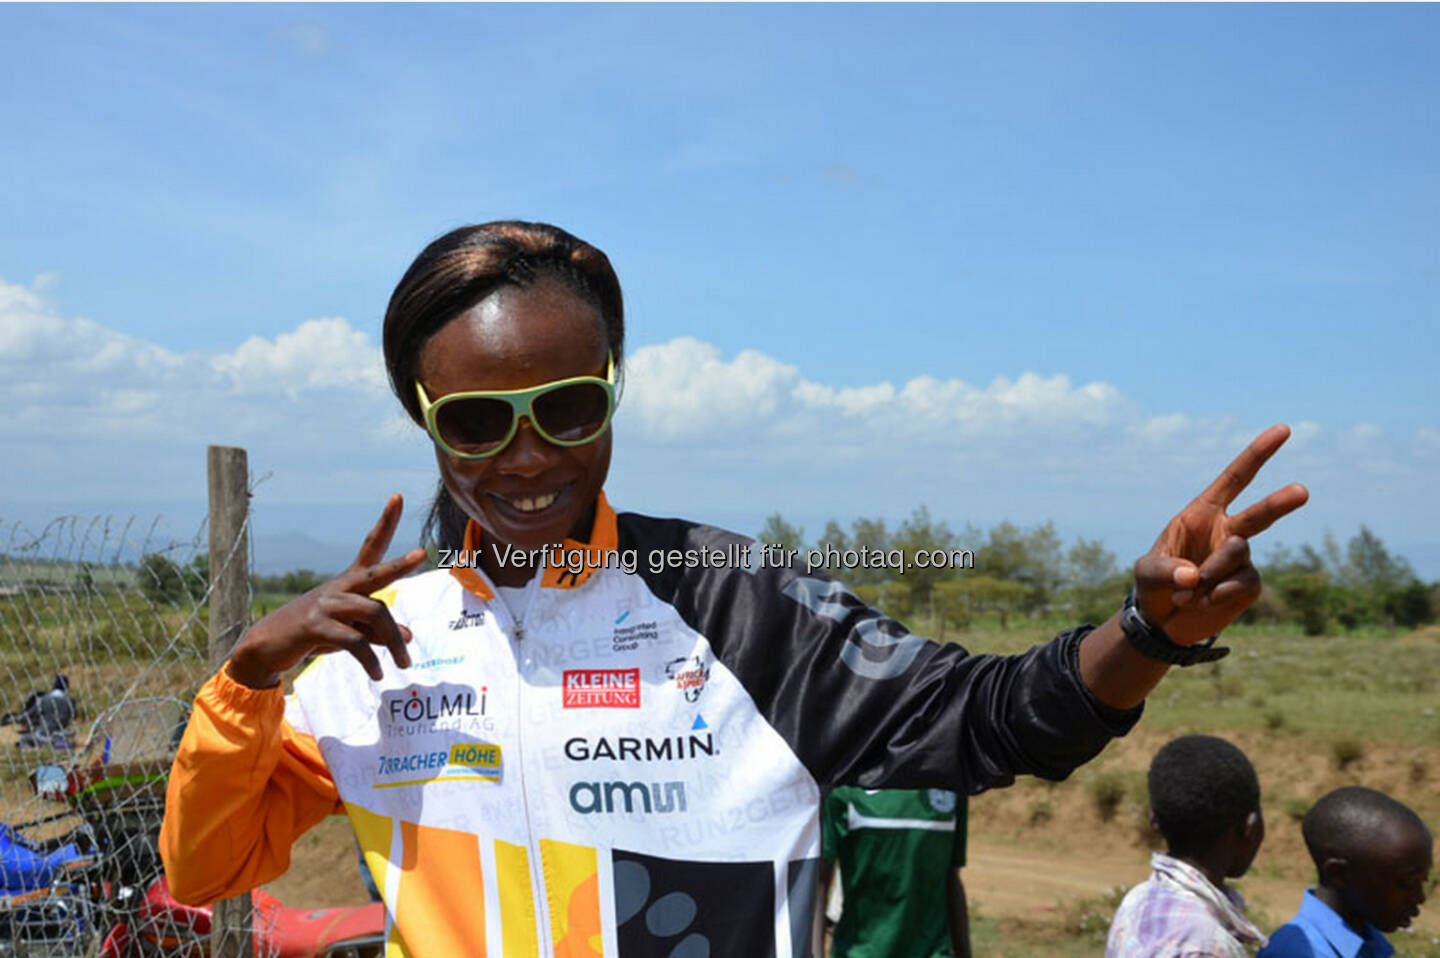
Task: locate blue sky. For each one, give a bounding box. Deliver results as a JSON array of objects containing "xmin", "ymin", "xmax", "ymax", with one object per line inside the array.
[{"xmin": 2, "ymin": 4, "xmax": 1437, "ymax": 576}]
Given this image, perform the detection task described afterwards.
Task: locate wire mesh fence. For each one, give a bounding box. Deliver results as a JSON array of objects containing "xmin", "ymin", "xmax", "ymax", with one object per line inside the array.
[{"xmin": 0, "ymin": 513, "xmax": 288, "ymax": 957}]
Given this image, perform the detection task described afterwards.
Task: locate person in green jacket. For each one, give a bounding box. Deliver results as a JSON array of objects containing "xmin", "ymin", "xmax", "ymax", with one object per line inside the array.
[{"xmin": 820, "ymin": 786, "xmax": 971, "ymax": 958}]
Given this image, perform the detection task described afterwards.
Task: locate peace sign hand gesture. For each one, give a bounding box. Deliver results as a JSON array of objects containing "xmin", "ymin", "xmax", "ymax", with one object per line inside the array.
[
  {"xmin": 1133, "ymin": 425, "xmax": 1310, "ymax": 646},
  {"xmin": 227, "ymin": 494, "xmax": 429, "ymax": 690}
]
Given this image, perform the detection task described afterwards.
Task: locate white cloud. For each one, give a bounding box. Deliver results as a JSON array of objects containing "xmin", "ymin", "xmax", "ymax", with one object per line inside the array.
[
  {"xmin": 214, "ymin": 318, "xmax": 387, "ymax": 396},
  {"xmin": 621, "ymin": 338, "xmax": 801, "ymax": 441},
  {"xmin": 3, "ymin": 276, "xmax": 1438, "ymax": 576},
  {"xmin": 1133, "ymin": 413, "xmax": 1191, "ymax": 442},
  {"xmin": 0, "ymin": 277, "xmax": 399, "ymax": 493},
  {"xmin": 620, "ymin": 338, "xmax": 1134, "ymax": 446},
  {"xmin": 0, "ymin": 280, "xmax": 182, "ymax": 376}
]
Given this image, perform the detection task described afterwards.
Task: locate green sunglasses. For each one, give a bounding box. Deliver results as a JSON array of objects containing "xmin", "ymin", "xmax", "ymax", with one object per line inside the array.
[{"xmin": 415, "ymin": 356, "xmax": 616, "ymax": 460}]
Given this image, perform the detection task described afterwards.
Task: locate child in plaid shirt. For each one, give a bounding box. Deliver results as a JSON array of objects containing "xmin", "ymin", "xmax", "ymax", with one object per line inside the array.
[{"xmin": 1107, "ymin": 735, "xmax": 1267, "ymax": 957}]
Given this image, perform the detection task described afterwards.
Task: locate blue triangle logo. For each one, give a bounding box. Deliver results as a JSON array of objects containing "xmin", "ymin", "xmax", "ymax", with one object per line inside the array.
[{"xmin": 691, "ymin": 715, "xmax": 708, "ymax": 731}]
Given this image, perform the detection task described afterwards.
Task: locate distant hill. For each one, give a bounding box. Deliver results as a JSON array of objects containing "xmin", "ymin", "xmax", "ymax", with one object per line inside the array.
[{"xmin": 252, "ymin": 533, "xmax": 356, "ymax": 577}]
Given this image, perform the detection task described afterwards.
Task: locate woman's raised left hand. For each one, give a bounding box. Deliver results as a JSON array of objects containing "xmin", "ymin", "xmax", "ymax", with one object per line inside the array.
[{"xmin": 1132, "ymin": 424, "xmax": 1309, "ymax": 646}]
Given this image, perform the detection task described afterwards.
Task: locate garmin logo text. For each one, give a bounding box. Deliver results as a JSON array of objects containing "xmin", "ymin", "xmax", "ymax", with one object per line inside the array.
[
  {"xmin": 563, "ymin": 668, "xmax": 640, "ymax": 708},
  {"xmin": 563, "ymin": 734, "xmax": 716, "ymax": 762},
  {"xmin": 570, "ymin": 780, "xmax": 688, "ymax": 815}
]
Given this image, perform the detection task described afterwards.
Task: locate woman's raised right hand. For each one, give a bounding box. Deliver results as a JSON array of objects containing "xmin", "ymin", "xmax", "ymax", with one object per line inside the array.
[{"xmin": 226, "ymin": 494, "xmax": 429, "ymax": 689}]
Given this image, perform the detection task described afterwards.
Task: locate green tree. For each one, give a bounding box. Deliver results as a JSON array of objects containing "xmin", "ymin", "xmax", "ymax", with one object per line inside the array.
[
  {"xmin": 1328, "ymin": 583, "xmax": 1376, "ymax": 631},
  {"xmin": 975, "ymin": 521, "xmax": 1025, "ymax": 581},
  {"xmin": 892, "ymin": 506, "xmax": 960, "ymax": 613},
  {"xmin": 282, "ymin": 569, "xmax": 326, "ymax": 594},
  {"xmin": 184, "ymin": 554, "xmax": 211, "ymax": 602},
  {"xmin": 807, "ymin": 519, "xmax": 852, "ymax": 575},
  {"xmin": 1262, "ymin": 542, "xmax": 1327, "ymax": 578},
  {"xmin": 1065, "ymin": 539, "xmax": 1118, "ymax": 589},
  {"xmin": 1063, "ymin": 538, "xmax": 1123, "ymax": 624},
  {"xmin": 138, "ymin": 552, "xmax": 188, "ymax": 605},
  {"xmin": 1275, "ymin": 573, "xmax": 1330, "ymax": 636},
  {"xmin": 975, "ymin": 521, "xmax": 1064, "ymax": 613},
  {"xmin": 937, "ymin": 576, "xmax": 1031, "ymax": 630},
  {"xmin": 816, "ymin": 519, "xmax": 849, "ymax": 553},
  {"xmin": 1384, "ymin": 583, "xmax": 1434, "ymax": 629},
  {"xmin": 757, "ymin": 514, "xmax": 805, "ymax": 554},
  {"xmin": 930, "ymin": 580, "xmax": 974, "ymax": 633},
  {"xmin": 852, "ymin": 582, "xmax": 906, "ymax": 620},
  {"xmin": 1344, "ymin": 526, "xmax": 1414, "ymax": 594},
  {"xmin": 846, "ymin": 516, "xmax": 891, "ymax": 586}
]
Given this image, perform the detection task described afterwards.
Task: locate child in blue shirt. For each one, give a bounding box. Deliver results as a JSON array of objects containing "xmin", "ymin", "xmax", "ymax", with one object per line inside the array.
[{"xmin": 1260, "ymin": 787, "xmax": 1432, "ymax": 957}]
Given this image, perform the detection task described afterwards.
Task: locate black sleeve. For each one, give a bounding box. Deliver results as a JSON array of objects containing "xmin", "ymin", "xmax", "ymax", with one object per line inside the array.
[{"xmin": 619, "ymin": 513, "xmax": 1142, "ymax": 795}]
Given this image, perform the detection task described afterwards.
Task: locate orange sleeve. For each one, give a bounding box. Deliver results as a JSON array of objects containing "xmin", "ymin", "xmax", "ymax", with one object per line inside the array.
[{"xmin": 160, "ymin": 665, "xmax": 344, "ymax": 906}]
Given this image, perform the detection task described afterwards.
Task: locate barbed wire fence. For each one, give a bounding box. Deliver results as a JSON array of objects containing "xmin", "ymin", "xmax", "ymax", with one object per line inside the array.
[{"xmin": 0, "ymin": 448, "xmax": 284, "ymax": 955}]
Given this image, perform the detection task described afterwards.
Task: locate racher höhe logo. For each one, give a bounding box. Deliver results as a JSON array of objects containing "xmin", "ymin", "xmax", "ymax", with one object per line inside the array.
[{"xmin": 563, "ymin": 668, "xmax": 641, "ymax": 708}]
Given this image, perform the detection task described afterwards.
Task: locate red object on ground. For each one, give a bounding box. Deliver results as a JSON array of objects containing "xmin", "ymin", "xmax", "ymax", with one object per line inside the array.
[{"xmin": 98, "ymin": 876, "xmax": 385, "ymax": 957}]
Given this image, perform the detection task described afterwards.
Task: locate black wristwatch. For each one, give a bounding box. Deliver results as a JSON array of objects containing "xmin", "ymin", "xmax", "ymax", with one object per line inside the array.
[{"xmin": 1120, "ymin": 587, "xmax": 1230, "ymax": 667}]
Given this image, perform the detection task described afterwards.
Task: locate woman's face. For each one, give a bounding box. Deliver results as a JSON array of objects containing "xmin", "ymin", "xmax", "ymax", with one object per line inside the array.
[{"xmin": 417, "ymin": 277, "xmax": 613, "ymax": 560}]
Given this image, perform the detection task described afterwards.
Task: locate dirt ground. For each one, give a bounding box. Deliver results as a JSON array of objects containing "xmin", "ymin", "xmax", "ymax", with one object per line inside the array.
[
  {"xmin": 959, "ymin": 724, "xmax": 1440, "ymax": 948},
  {"xmin": 264, "ymin": 722, "xmax": 1440, "ymax": 952}
]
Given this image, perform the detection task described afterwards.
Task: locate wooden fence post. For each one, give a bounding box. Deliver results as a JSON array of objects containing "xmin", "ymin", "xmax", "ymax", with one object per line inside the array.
[{"xmin": 207, "ymin": 445, "xmax": 253, "ymax": 958}]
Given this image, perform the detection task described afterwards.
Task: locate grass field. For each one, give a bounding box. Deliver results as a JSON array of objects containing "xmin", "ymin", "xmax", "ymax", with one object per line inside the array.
[
  {"xmin": 5, "ymin": 575, "xmax": 1439, "ymax": 954},
  {"xmin": 936, "ymin": 618, "xmax": 1440, "ymax": 956}
]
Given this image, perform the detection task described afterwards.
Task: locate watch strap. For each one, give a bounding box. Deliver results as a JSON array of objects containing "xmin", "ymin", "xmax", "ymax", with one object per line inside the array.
[{"xmin": 1120, "ymin": 587, "xmax": 1230, "ymax": 667}]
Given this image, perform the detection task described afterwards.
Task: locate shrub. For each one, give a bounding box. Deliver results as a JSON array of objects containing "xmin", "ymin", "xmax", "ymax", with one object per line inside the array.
[
  {"xmin": 137, "ymin": 553, "xmax": 187, "ymax": 605},
  {"xmin": 1329, "ymin": 586, "xmax": 1379, "ymax": 631},
  {"xmin": 851, "ymin": 582, "xmax": 905, "ymax": 620},
  {"xmin": 1239, "ymin": 589, "xmax": 1291, "ymax": 626},
  {"xmin": 1331, "ymin": 737, "xmax": 1365, "ymax": 770},
  {"xmin": 1275, "ymin": 573, "xmax": 1330, "ymax": 635},
  {"xmin": 1063, "ymin": 886, "xmax": 1129, "ymax": 946},
  {"xmin": 1386, "ymin": 583, "xmax": 1435, "ymax": 629},
  {"xmin": 1087, "ymin": 771, "xmax": 1128, "ymax": 822}
]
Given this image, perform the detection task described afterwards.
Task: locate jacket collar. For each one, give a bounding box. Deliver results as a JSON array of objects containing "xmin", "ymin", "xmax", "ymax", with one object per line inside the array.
[{"xmin": 448, "ymin": 491, "xmax": 618, "ymax": 601}]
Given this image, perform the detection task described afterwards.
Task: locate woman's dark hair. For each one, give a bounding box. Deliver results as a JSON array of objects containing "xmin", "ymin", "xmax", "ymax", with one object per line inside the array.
[
  {"xmin": 381, "ymin": 221, "xmax": 625, "ymax": 549},
  {"xmin": 1148, "ymin": 734, "xmax": 1260, "ymax": 857}
]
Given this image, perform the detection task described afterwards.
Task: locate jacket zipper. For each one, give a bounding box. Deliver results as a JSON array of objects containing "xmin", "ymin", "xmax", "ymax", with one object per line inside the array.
[{"xmin": 498, "ymin": 572, "xmax": 549, "ymax": 955}]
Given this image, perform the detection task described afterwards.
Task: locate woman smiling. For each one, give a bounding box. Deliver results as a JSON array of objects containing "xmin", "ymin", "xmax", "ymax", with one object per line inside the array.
[{"xmin": 161, "ymin": 221, "xmax": 1307, "ymax": 956}]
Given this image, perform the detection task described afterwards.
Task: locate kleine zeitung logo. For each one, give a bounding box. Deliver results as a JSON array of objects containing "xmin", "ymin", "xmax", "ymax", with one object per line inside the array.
[{"xmin": 563, "ymin": 668, "xmax": 641, "ymax": 708}]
